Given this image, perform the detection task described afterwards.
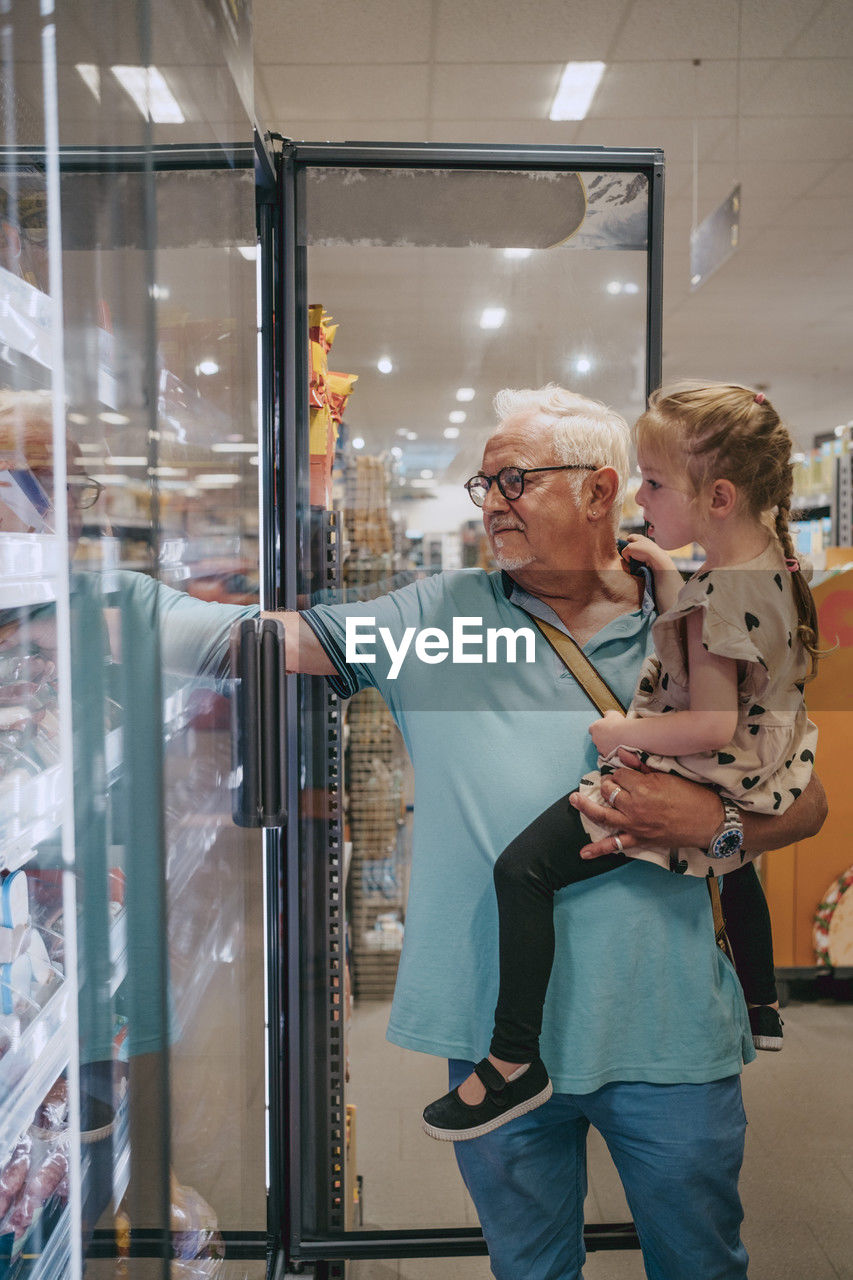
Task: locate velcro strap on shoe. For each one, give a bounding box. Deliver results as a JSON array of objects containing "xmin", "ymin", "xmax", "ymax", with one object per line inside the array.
[{"xmin": 473, "ymin": 1058, "xmax": 507, "ymax": 1094}]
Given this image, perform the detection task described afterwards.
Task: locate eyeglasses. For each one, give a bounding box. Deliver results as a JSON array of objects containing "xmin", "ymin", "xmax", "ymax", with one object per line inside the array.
[
  {"xmin": 67, "ymin": 475, "xmax": 104, "ymax": 510},
  {"xmin": 464, "ymin": 464, "xmax": 598, "ymax": 508}
]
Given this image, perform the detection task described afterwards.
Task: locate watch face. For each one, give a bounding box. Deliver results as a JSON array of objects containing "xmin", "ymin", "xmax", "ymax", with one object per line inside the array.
[{"xmin": 710, "ymin": 829, "xmax": 743, "ymax": 860}]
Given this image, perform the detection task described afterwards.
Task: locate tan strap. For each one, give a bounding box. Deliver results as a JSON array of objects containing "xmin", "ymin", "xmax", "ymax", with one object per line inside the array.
[
  {"xmin": 532, "ymin": 617, "xmax": 626, "ymax": 715},
  {"xmin": 531, "ymin": 615, "xmax": 731, "ymax": 956}
]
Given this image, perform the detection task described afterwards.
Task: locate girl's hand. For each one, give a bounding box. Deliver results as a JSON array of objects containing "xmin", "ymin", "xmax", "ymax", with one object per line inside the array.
[
  {"xmin": 621, "ymin": 533, "xmax": 677, "ymax": 577},
  {"xmin": 589, "ymin": 708, "xmax": 627, "ymax": 757}
]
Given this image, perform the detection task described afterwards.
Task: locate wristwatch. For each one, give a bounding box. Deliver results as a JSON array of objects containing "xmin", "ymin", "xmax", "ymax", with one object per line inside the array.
[{"xmin": 707, "ymin": 798, "xmax": 745, "ymax": 861}]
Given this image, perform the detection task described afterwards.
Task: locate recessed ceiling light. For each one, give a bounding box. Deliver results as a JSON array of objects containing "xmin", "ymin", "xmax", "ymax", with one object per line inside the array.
[
  {"xmin": 111, "ymin": 65, "xmax": 185, "ymax": 124},
  {"xmin": 606, "ymin": 281, "xmax": 622, "ymax": 295},
  {"xmin": 456, "ymin": 387, "xmax": 476, "ymax": 402},
  {"xmin": 352, "ymin": 437, "xmax": 365, "ymax": 450},
  {"xmin": 443, "ymin": 427, "xmax": 460, "ymax": 440},
  {"xmin": 390, "ymin": 446, "xmax": 403, "ymax": 459},
  {"xmin": 623, "ymin": 282, "xmax": 639, "ymax": 295},
  {"xmin": 149, "ymin": 284, "xmax": 170, "ymax": 301},
  {"xmin": 70, "ymin": 416, "xmax": 92, "ymax": 428},
  {"xmin": 377, "ymin": 356, "xmax": 393, "ymax": 374},
  {"xmin": 479, "ymin": 307, "xmax": 506, "ymax": 330},
  {"xmin": 449, "ymin": 410, "xmax": 467, "ymax": 424},
  {"xmin": 504, "ymin": 248, "xmax": 532, "ymax": 260},
  {"xmin": 195, "ymin": 359, "xmax": 219, "ymax": 376},
  {"xmin": 405, "ymin": 431, "xmax": 418, "ymax": 441},
  {"xmin": 420, "ymin": 469, "xmax": 434, "ymax": 479},
  {"xmin": 574, "ymin": 356, "xmax": 592, "ymax": 374},
  {"xmin": 549, "ymin": 62, "xmax": 606, "ymax": 121}
]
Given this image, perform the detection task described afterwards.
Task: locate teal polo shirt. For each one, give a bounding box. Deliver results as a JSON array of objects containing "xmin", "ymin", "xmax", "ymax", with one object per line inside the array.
[{"xmin": 306, "ymin": 568, "xmax": 753, "ymax": 1093}]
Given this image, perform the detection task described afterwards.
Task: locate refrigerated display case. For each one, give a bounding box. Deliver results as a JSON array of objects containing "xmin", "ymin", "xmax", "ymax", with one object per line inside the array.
[{"xmin": 274, "ymin": 141, "xmax": 663, "ymax": 1274}]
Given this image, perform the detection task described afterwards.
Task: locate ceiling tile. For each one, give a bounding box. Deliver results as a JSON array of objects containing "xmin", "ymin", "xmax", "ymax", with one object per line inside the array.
[
  {"xmin": 727, "ymin": 116, "xmax": 853, "ymax": 163},
  {"xmin": 433, "ymin": 0, "xmax": 629, "ymax": 63},
  {"xmin": 258, "ymin": 63, "xmax": 431, "ymax": 122},
  {"xmin": 740, "ymin": 0, "xmax": 824, "ymax": 58},
  {"xmin": 740, "ymin": 58, "xmax": 853, "ymax": 116},
  {"xmin": 573, "ymin": 116, "xmax": 732, "ymax": 167},
  {"xmin": 253, "ymin": 0, "xmax": 434, "ymax": 64},
  {"xmin": 431, "ymin": 63, "xmax": 564, "ymax": 120},
  {"xmin": 609, "ymin": 0, "xmax": 741, "ymax": 60},
  {"xmin": 769, "ymin": 197, "xmax": 851, "ymax": 229},
  {"xmin": 787, "ymin": 0, "xmax": 853, "ymax": 57},
  {"xmin": 590, "ymin": 60, "xmax": 738, "ymax": 118},
  {"xmin": 808, "ymin": 161, "xmax": 853, "ymax": 198}
]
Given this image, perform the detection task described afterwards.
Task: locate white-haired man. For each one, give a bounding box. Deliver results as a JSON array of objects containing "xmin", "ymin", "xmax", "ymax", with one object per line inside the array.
[{"xmin": 273, "ymin": 385, "xmax": 825, "ymax": 1280}]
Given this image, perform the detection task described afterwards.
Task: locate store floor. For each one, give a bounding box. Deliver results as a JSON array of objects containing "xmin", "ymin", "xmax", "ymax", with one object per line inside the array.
[{"xmin": 346, "ymin": 997, "xmax": 853, "ymax": 1279}]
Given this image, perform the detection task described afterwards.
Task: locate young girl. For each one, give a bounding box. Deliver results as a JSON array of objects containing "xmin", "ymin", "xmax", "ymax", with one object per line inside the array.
[{"xmin": 423, "ymin": 382, "xmax": 822, "ymax": 1142}]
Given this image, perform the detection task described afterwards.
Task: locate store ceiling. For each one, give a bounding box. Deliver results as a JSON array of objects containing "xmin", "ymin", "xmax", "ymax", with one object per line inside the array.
[{"xmin": 253, "ymin": 0, "xmax": 853, "ymax": 471}]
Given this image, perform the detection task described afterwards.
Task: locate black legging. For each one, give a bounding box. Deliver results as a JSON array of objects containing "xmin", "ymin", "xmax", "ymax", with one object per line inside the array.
[{"xmin": 489, "ymin": 795, "xmax": 777, "ymax": 1063}]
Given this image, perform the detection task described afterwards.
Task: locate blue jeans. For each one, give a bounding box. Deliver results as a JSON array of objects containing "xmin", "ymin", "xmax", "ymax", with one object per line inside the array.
[{"xmin": 449, "ymin": 1061, "xmax": 749, "ymax": 1280}]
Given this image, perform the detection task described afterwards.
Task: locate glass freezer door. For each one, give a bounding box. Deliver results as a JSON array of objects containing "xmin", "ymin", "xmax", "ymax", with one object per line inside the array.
[{"xmin": 275, "ymin": 141, "xmax": 663, "ymax": 1273}]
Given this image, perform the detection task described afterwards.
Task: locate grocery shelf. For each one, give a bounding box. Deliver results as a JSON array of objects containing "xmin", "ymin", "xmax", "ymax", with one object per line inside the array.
[
  {"xmin": 0, "ymin": 764, "xmax": 64, "ymax": 874},
  {"xmin": 0, "ymin": 979, "xmax": 69, "ymax": 1157},
  {"xmin": 0, "ymin": 535, "xmax": 62, "ymax": 607}
]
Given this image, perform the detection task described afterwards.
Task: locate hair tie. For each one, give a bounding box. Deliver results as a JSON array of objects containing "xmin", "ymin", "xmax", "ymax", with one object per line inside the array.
[
  {"xmin": 754, "ymin": 392, "xmax": 766, "ymax": 405},
  {"xmin": 785, "ymin": 557, "xmax": 799, "ymax": 573}
]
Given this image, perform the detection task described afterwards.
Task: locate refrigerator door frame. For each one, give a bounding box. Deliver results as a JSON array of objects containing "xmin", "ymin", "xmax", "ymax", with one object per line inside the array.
[{"xmin": 275, "ymin": 139, "xmax": 664, "ymax": 1268}]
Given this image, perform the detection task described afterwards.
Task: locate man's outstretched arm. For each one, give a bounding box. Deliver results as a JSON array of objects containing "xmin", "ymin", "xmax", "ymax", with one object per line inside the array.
[
  {"xmin": 261, "ymin": 610, "xmax": 336, "ymax": 677},
  {"xmin": 572, "ymin": 748, "xmax": 827, "ymax": 859}
]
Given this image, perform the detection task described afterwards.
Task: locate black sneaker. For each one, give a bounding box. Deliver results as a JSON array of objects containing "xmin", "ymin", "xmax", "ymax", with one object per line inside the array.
[
  {"xmin": 422, "ymin": 1057, "xmax": 552, "ymax": 1142},
  {"xmin": 749, "ymin": 1005, "xmax": 784, "ymax": 1051}
]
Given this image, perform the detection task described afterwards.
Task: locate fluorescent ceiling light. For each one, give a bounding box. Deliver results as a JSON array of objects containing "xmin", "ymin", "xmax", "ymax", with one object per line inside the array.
[
  {"xmin": 405, "ymin": 431, "xmax": 418, "ymax": 441},
  {"xmin": 443, "ymin": 427, "xmax": 460, "ymax": 440},
  {"xmin": 112, "ymin": 65, "xmax": 185, "ymax": 124},
  {"xmin": 623, "ymin": 282, "xmax": 639, "ymax": 295},
  {"xmin": 106, "ymin": 456, "xmax": 147, "ymax": 466},
  {"xmin": 211, "ymin": 442, "xmax": 258, "ymax": 453},
  {"xmin": 98, "ymin": 411, "xmax": 130, "ymax": 425},
  {"xmin": 456, "ymin": 387, "xmax": 476, "ymax": 402},
  {"xmin": 377, "ymin": 356, "xmax": 393, "ymax": 374},
  {"xmin": 549, "ymin": 62, "xmax": 606, "ymax": 121},
  {"xmin": 149, "ymin": 284, "xmax": 170, "ymax": 300},
  {"xmin": 449, "ymin": 410, "xmax": 467, "ymax": 424},
  {"xmin": 76, "ymin": 64, "xmax": 101, "ymax": 102},
  {"xmin": 420, "ymin": 469, "xmax": 434, "ymax": 479},
  {"xmin": 237, "ymin": 245, "xmax": 258, "ymax": 260},
  {"xmin": 352, "ymin": 437, "xmax": 365, "ymax": 450},
  {"xmin": 196, "ymin": 474, "xmax": 240, "ymax": 487},
  {"xmin": 606, "ymin": 281, "xmax": 622, "ymax": 295},
  {"xmin": 479, "ymin": 307, "xmax": 506, "ymax": 330},
  {"xmin": 504, "ymin": 248, "xmax": 531, "ymax": 260},
  {"xmin": 195, "ymin": 359, "xmax": 219, "ymax": 376},
  {"xmin": 149, "ymin": 466, "xmax": 187, "ymax": 477}
]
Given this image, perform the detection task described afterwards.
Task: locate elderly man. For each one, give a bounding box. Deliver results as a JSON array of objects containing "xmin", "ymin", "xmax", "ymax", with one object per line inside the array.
[{"xmin": 273, "ymin": 385, "xmax": 825, "ymax": 1280}]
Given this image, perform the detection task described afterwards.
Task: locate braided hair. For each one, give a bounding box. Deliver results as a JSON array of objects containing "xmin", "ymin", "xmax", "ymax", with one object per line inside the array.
[{"xmin": 636, "ymin": 381, "xmax": 823, "ymax": 677}]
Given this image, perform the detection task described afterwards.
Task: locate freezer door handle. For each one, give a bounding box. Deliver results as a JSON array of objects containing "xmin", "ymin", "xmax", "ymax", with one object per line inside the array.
[{"xmin": 230, "ymin": 617, "xmax": 287, "ymax": 827}]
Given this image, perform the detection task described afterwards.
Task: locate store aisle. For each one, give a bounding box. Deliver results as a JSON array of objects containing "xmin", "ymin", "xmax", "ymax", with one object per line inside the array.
[{"xmin": 347, "ymin": 997, "xmax": 853, "ymax": 1279}]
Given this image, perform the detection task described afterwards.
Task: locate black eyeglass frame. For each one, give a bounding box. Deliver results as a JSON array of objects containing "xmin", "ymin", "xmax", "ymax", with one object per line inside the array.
[
  {"xmin": 67, "ymin": 475, "xmax": 104, "ymax": 510},
  {"xmin": 464, "ymin": 463, "xmax": 599, "ymax": 507}
]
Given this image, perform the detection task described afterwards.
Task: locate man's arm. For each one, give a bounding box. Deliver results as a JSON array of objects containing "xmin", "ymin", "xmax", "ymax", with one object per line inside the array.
[
  {"xmin": 571, "ymin": 748, "xmax": 827, "ymax": 858},
  {"xmin": 261, "ymin": 610, "xmax": 336, "ymax": 676}
]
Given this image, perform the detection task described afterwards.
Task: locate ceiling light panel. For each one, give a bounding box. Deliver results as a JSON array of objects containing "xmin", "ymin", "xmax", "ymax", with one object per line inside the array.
[{"xmin": 549, "ymin": 62, "xmax": 606, "ymax": 121}]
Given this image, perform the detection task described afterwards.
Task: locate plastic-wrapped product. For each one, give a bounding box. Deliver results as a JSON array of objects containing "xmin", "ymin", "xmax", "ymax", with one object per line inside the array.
[
  {"xmin": 0, "ymin": 1135, "xmax": 32, "ymax": 1220},
  {"xmin": 8, "ymin": 1142, "xmax": 69, "ymax": 1236}
]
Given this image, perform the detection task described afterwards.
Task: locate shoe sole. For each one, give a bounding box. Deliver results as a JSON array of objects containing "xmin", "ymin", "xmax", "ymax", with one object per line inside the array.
[
  {"xmin": 421, "ymin": 1081, "xmax": 553, "ymax": 1142},
  {"xmin": 753, "ymin": 1035, "xmax": 783, "ymax": 1051}
]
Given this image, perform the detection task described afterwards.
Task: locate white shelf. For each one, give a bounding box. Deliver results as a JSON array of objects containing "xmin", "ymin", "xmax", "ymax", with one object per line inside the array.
[
  {"xmin": 0, "ymin": 535, "xmax": 63, "ymax": 607},
  {"xmin": 0, "ymin": 978, "xmax": 70, "ymax": 1158},
  {"xmin": 0, "ymin": 765, "xmax": 64, "ymax": 873}
]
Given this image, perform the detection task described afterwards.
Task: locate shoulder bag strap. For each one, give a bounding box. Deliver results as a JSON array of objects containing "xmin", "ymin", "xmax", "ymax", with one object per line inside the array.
[{"xmin": 529, "ymin": 613, "xmax": 730, "ymax": 956}]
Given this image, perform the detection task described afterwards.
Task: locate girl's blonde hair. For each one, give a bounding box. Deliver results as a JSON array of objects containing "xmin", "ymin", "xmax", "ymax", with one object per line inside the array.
[{"xmin": 636, "ymin": 380, "xmax": 823, "ymax": 676}]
